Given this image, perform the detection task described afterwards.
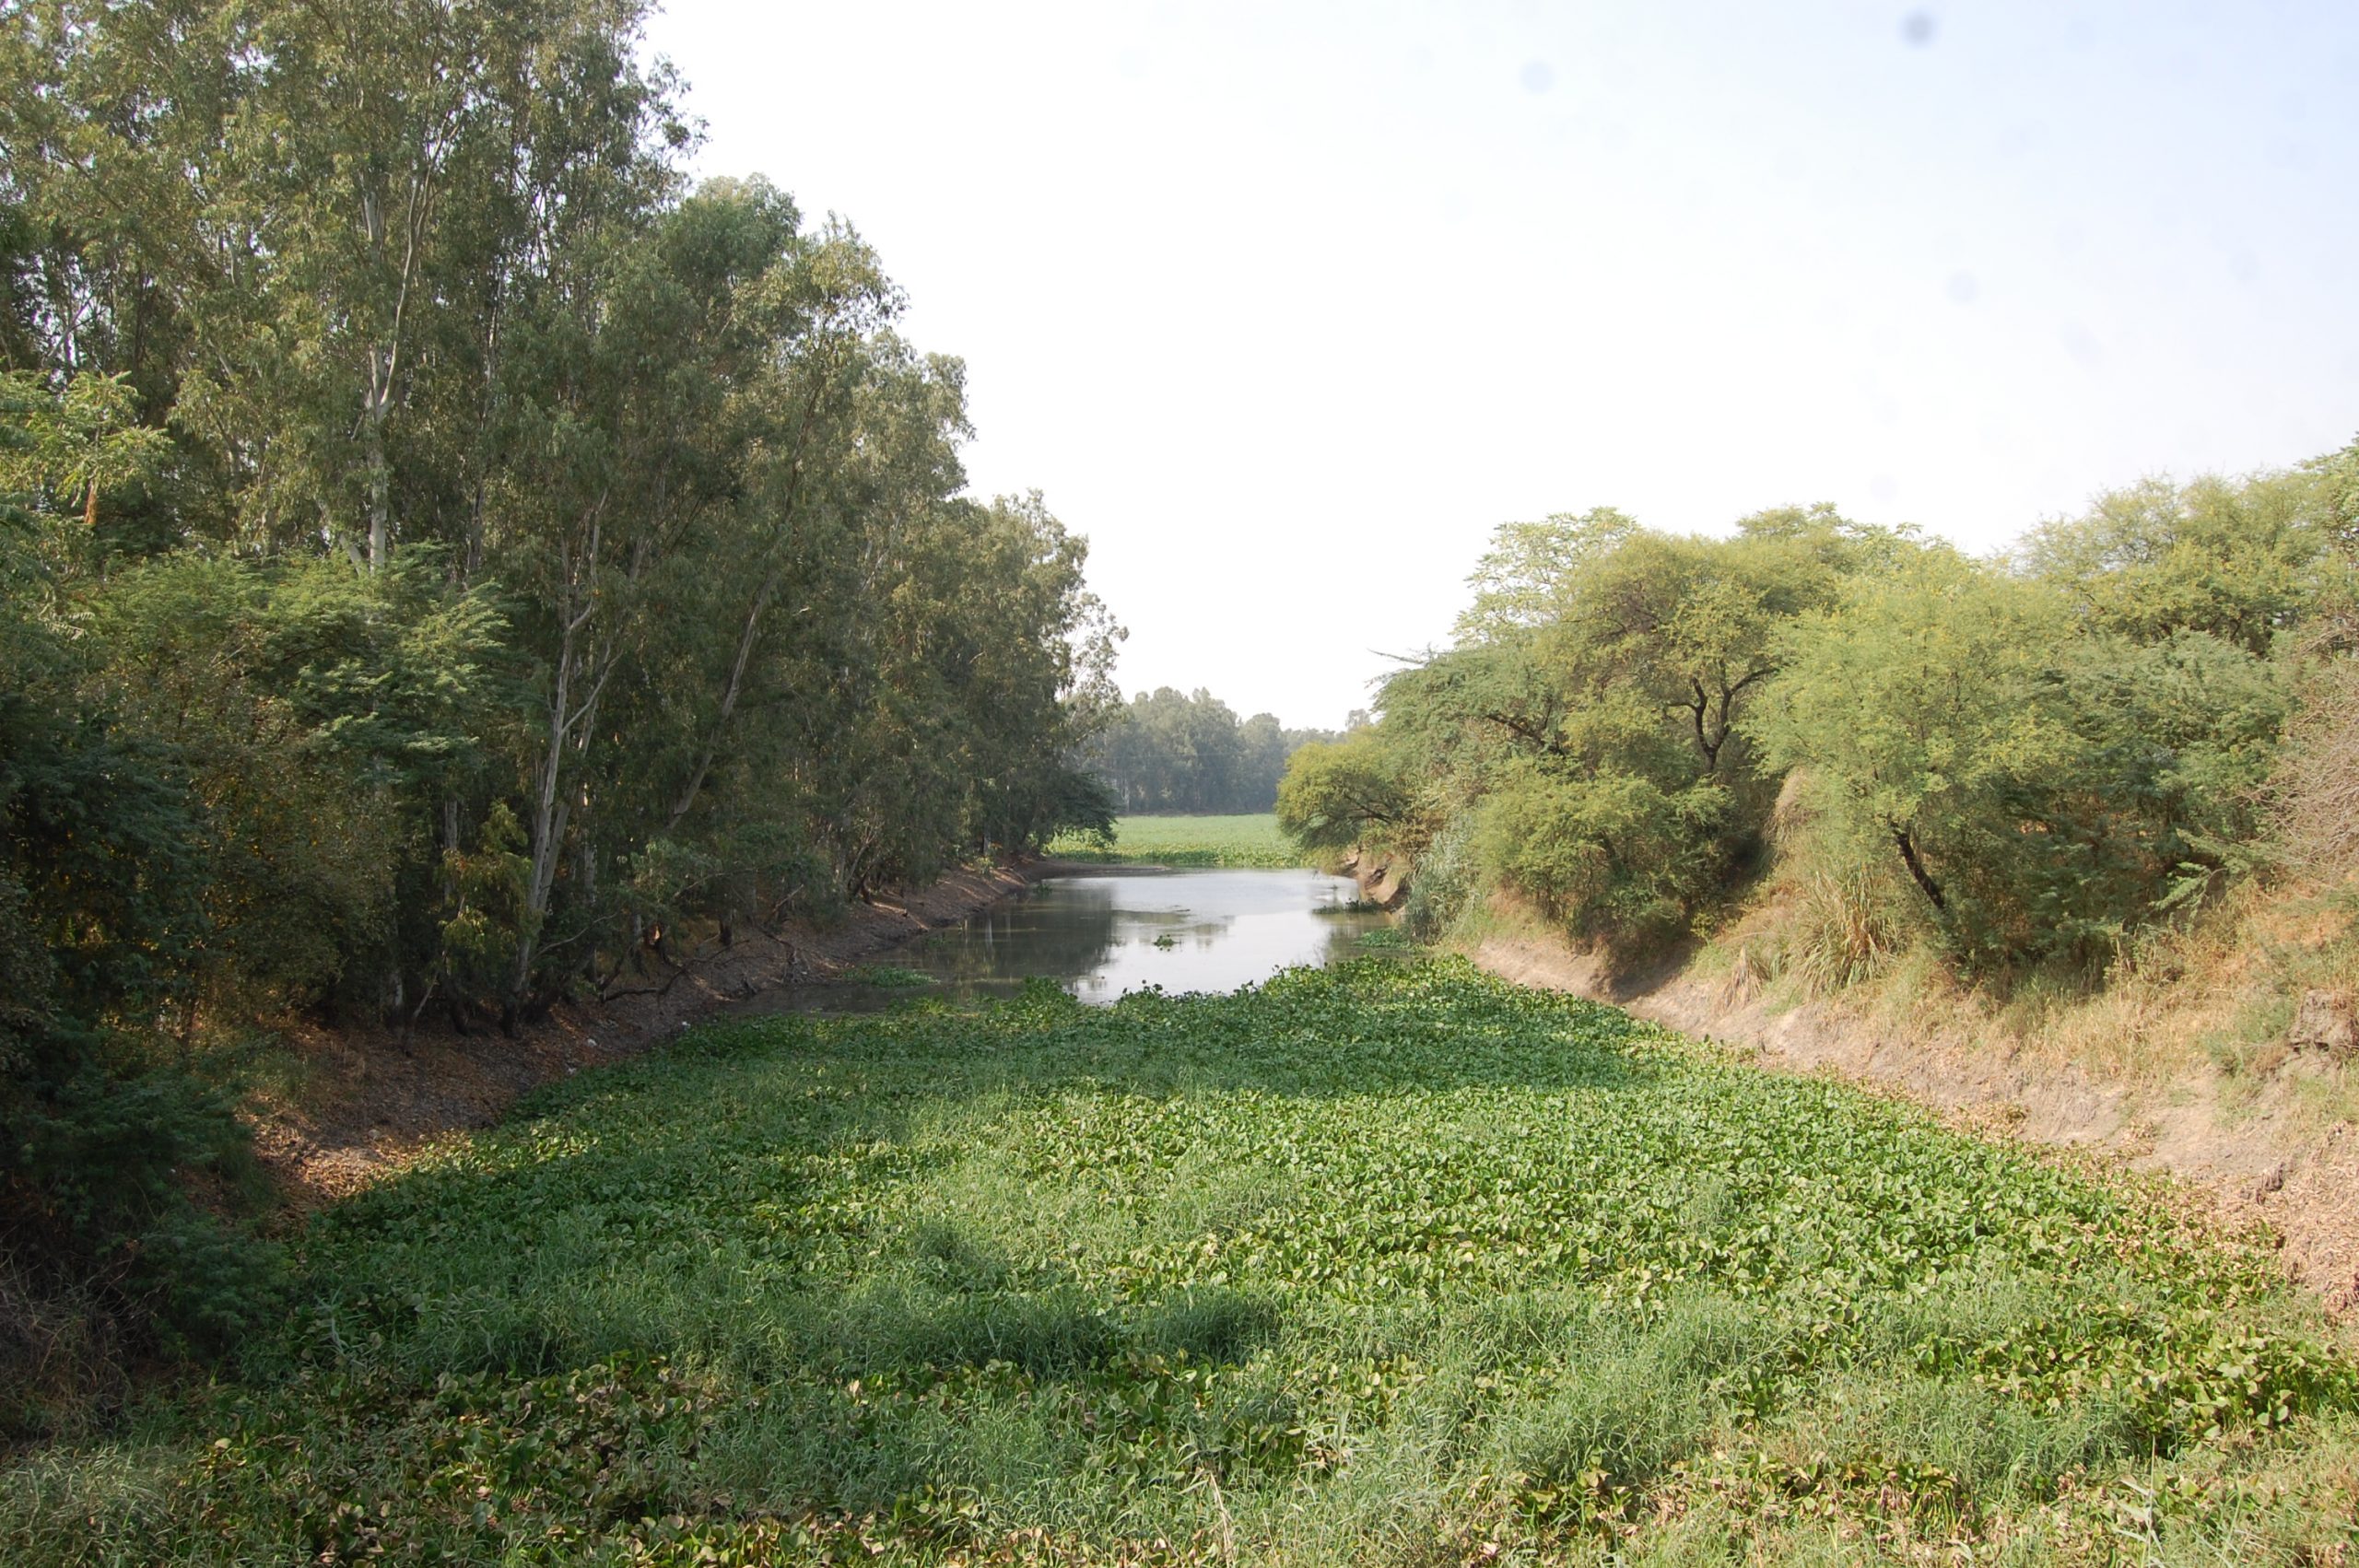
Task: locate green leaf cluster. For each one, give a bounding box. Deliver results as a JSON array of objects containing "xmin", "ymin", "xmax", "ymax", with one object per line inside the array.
[
  {"xmin": 0, "ymin": 0, "xmax": 1125, "ymax": 1386},
  {"xmin": 1295, "ymin": 460, "xmax": 2351, "ymax": 972},
  {"xmin": 6, "ymin": 963, "xmax": 2351, "ymax": 1561},
  {"xmin": 1085, "ymin": 688, "xmax": 1340, "ymax": 816}
]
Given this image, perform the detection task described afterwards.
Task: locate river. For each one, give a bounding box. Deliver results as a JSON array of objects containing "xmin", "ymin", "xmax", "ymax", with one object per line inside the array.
[{"xmin": 741, "ymin": 866, "xmax": 1395, "ymax": 1012}]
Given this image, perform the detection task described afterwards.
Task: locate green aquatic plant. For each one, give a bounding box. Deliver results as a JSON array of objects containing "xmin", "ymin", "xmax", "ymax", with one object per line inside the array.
[
  {"xmin": 839, "ymin": 963, "xmax": 938, "ymax": 989},
  {"xmin": 5, "ymin": 961, "xmax": 2353, "ymax": 1563}
]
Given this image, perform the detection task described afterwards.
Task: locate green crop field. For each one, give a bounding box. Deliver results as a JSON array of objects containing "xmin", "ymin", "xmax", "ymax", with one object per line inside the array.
[
  {"xmin": 1044, "ymin": 813, "xmax": 1307, "ymax": 868},
  {"xmin": 7, "ymin": 962, "xmax": 2355, "ymax": 1564}
]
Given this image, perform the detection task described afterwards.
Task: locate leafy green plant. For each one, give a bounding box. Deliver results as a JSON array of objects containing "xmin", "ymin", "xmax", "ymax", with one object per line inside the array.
[
  {"xmin": 839, "ymin": 964, "xmax": 937, "ymax": 989},
  {"xmin": 6, "ymin": 962, "xmax": 2351, "ymax": 1562}
]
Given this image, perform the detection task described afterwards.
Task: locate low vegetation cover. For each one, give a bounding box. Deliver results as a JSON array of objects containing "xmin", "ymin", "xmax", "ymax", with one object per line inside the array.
[
  {"xmin": 6, "ymin": 962, "xmax": 2353, "ymax": 1564},
  {"xmin": 1046, "ymin": 814, "xmax": 1309, "ymax": 869},
  {"xmin": 839, "ymin": 964, "xmax": 941, "ymax": 990}
]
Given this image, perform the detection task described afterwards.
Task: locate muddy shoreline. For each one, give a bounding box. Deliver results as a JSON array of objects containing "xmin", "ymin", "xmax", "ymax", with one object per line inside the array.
[{"xmin": 251, "ymin": 860, "xmax": 1044, "ymax": 1205}]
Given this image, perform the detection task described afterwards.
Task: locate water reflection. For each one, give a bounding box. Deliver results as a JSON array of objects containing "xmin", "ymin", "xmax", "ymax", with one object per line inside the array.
[{"xmin": 745, "ymin": 868, "xmax": 1394, "ymax": 1013}]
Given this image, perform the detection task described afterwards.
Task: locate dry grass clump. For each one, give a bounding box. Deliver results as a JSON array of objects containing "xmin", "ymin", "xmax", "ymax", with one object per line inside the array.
[
  {"xmin": 1781, "ymin": 870, "xmax": 1904, "ymax": 999},
  {"xmin": 0, "ymin": 1255, "xmax": 132, "ymax": 1447},
  {"xmin": 1744, "ymin": 772, "xmax": 1916, "ymax": 1002}
]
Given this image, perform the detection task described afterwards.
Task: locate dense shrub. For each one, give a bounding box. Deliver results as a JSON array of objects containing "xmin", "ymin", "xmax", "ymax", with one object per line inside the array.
[
  {"xmin": 1750, "ymin": 552, "xmax": 2290, "ymax": 967},
  {"xmin": 1, "ymin": 594, "xmax": 283, "ymax": 1437},
  {"xmin": 1285, "ymin": 452, "xmax": 2353, "ymax": 977},
  {"xmin": 1473, "ymin": 766, "xmax": 1733, "ymax": 943}
]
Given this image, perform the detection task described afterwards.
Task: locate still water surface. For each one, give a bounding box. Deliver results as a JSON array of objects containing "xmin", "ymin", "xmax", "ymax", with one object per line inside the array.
[{"xmin": 745, "ymin": 868, "xmax": 1393, "ymax": 1012}]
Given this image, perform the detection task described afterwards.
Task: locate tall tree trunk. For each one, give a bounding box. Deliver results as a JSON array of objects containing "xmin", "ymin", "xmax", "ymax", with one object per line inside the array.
[
  {"xmin": 663, "ymin": 364, "xmax": 837, "ymax": 832},
  {"xmin": 358, "ymin": 149, "xmax": 438, "ymax": 570},
  {"xmin": 665, "ymin": 570, "xmax": 778, "ymax": 829},
  {"xmin": 362, "ymin": 383, "xmax": 391, "ymax": 570},
  {"xmin": 1891, "ymin": 825, "xmax": 1947, "ymax": 912},
  {"xmin": 509, "ymin": 624, "xmax": 577, "ymax": 1021},
  {"xmin": 507, "ymin": 532, "xmax": 618, "ymax": 1017}
]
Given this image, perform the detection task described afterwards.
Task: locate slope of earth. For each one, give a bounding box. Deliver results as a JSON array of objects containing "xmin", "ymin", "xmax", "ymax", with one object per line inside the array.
[
  {"xmin": 7, "ymin": 961, "xmax": 2355, "ymax": 1564},
  {"xmin": 249, "ymin": 863, "xmax": 1037, "ymax": 1204}
]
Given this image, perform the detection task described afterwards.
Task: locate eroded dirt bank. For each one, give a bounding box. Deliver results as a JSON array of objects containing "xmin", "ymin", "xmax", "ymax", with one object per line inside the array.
[
  {"xmin": 251, "ymin": 862, "xmax": 1038, "ymax": 1204},
  {"xmin": 1340, "ymin": 849, "xmax": 2359, "ymax": 1311}
]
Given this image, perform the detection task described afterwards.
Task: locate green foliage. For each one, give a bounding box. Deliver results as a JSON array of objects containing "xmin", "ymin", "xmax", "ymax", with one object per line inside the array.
[
  {"xmin": 1084, "ymin": 687, "xmax": 1337, "ymax": 815},
  {"xmin": 0, "ymin": 372, "xmax": 171, "ymax": 544},
  {"xmin": 15, "ymin": 1064, "xmax": 287, "ymax": 1356},
  {"xmin": 1302, "ymin": 504, "xmax": 1889, "ymax": 940},
  {"xmin": 1454, "ymin": 506, "xmax": 1639, "ymax": 642},
  {"xmin": 2022, "ymin": 472, "xmax": 2335, "ymax": 655},
  {"xmin": 435, "ymin": 802, "xmax": 532, "ymax": 1007},
  {"xmin": 1473, "ymin": 766, "xmax": 1732, "ymax": 942},
  {"xmin": 1334, "ymin": 456, "xmax": 2343, "ymax": 978},
  {"xmin": 1750, "ymin": 550, "xmax": 2291, "ymax": 967},
  {"xmin": 4, "ymin": 2, "xmax": 1125, "ymax": 1025},
  {"xmin": 1044, "ymin": 814, "xmax": 1309, "ymax": 869},
  {"xmin": 1275, "ymin": 731, "xmax": 1412, "ymax": 853},
  {"xmin": 0, "ymin": 581, "xmax": 282, "ymax": 1435},
  {"xmin": 5, "ymin": 964, "xmax": 2351, "ymax": 1561},
  {"xmin": 0, "ymin": 0, "xmax": 1124, "ymax": 1383},
  {"xmin": 86, "ymin": 550, "xmax": 505, "ymax": 1013}
]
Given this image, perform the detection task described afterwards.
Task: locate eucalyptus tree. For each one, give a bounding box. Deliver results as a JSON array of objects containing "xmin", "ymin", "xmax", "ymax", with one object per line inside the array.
[
  {"xmin": 940, "ymin": 491, "xmax": 1121, "ymax": 851},
  {"xmin": 658, "ymin": 195, "xmax": 904, "ymax": 840},
  {"xmin": 3, "ymin": 0, "xmax": 687, "ymax": 564},
  {"xmin": 1083, "ymin": 688, "xmax": 1335, "ymax": 814},
  {"xmin": 1, "ymin": 0, "xmax": 1128, "ymax": 1380},
  {"xmin": 482, "ymin": 186, "xmax": 743, "ymax": 1015}
]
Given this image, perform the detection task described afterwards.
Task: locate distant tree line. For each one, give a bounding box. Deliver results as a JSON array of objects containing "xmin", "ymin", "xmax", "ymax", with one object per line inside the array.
[
  {"xmin": 0, "ymin": 0, "xmax": 1119, "ymax": 1405},
  {"xmin": 1085, "ymin": 687, "xmax": 1340, "ymax": 814},
  {"xmin": 1283, "ymin": 452, "xmax": 2359, "ymax": 981}
]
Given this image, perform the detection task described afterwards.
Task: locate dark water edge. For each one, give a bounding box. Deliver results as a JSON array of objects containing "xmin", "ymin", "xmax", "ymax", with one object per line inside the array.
[{"xmin": 734, "ymin": 867, "xmax": 1398, "ymax": 1014}]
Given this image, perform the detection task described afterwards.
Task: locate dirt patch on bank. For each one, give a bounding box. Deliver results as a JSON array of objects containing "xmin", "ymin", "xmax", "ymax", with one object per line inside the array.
[
  {"xmin": 249, "ymin": 862, "xmax": 1038, "ymax": 1206},
  {"xmin": 1333, "ymin": 847, "xmax": 1410, "ymax": 909}
]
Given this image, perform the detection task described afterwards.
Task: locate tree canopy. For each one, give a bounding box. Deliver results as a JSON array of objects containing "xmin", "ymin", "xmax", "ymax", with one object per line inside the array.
[
  {"xmin": 1288, "ymin": 462, "xmax": 2351, "ymax": 965},
  {"xmin": 1084, "ymin": 686, "xmax": 1337, "ymax": 815},
  {"xmin": 0, "ymin": 0, "xmax": 1121, "ymax": 1410}
]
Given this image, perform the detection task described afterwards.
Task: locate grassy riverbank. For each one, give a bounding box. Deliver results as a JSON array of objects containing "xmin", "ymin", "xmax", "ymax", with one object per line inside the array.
[
  {"xmin": 1044, "ymin": 813, "xmax": 1309, "ymax": 868},
  {"xmin": 6, "ymin": 961, "xmax": 2355, "ymax": 1564}
]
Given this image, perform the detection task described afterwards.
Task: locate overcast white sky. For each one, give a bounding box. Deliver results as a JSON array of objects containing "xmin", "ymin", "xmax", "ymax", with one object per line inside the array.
[{"xmin": 642, "ymin": 1, "xmax": 2359, "ymax": 730}]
